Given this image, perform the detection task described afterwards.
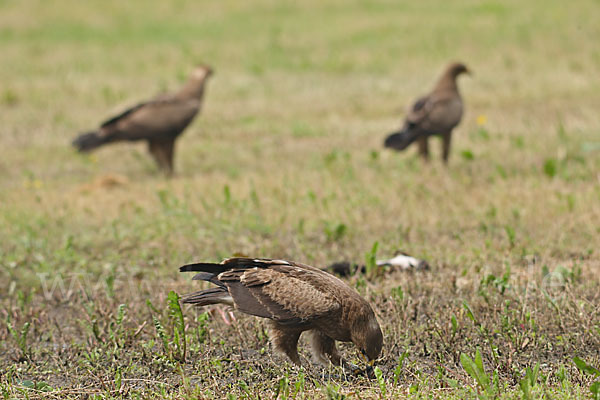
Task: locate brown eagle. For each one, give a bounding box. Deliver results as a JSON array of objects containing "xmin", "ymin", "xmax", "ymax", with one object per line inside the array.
[
  {"xmin": 72, "ymin": 65, "xmax": 213, "ymax": 175},
  {"xmin": 179, "ymin": 258, "xmax": 383, "ymax": 371},
  {"xmin": 384, "ymin": 62, "xmax": 470, "ymax": 163}
]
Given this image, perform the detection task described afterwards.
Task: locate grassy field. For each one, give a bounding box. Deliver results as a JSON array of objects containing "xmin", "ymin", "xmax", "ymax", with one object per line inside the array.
[{"xmin": 1, "ymin": 0, "xmax": 600, "ymax": 398}]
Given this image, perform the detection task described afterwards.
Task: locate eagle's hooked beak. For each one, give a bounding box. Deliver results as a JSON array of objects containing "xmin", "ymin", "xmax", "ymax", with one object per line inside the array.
[
  {"xmin": 357, "ymin": 350, "xmax": 376, "ymax": 377},
  {"xmin": 359, "ymin": 349, "xmax": 375, "ymax": 365}
]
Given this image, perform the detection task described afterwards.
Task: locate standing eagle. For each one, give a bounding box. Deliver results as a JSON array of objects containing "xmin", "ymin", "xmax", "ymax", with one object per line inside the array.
[
  {"xmin": 72, "ymin": 65, "xmax": 213, "ymax": 175},
  {"xmin": 384, "ymin": 62, "xmax": 470, "ymax": 163},
  {"xmin": 180, "ymin": 258, "xmax": 383, "ymax": 371}
]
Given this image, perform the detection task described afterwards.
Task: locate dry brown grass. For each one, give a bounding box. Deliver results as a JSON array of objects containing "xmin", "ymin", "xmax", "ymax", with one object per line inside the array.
[{"xmin": 1, "ymin": 0, "xmax": 599, "ymax": 398}]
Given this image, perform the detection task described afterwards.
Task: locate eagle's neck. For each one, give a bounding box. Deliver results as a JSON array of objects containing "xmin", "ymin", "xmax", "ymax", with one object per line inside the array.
[
  {"xmin": 176, "ymin": 80, "xmax": 206, "ymax": 100},
  {"xmin": 433, "ymin": 70, "xmax": 459, "ymax": 93}
]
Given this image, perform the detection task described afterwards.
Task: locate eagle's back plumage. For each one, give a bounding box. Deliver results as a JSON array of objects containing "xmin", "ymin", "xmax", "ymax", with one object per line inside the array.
[{"xmin": 180, "ymin": 258, "xmax": 342, "ymax": 324}]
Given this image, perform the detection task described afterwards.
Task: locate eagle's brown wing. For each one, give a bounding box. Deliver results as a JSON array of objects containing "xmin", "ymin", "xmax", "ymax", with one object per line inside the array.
[
  {"xmin": 405, "ymin": 90, "xmax": 463, "ymax": 133},
  {"xmin": 181, "ymin": 258, "xmax": 341, "ymax": 325},
  {"xmin": 97, "ymin": 96, "xmax": 200, "ymax": 142},
  {"xmin": 404, "ymin": 95, "xmax": 430, "ymax": 126},
  {"xmin": 222, "ymin": 260, "xmax": 340, "ymax": 325},
  {"xmin": 99, "ymin": 102, "xmax": 146, "ymax": 129}
]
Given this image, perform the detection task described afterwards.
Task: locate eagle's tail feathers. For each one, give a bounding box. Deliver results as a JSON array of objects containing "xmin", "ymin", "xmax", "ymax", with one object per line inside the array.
[
  {"xmin": 181, "ymin": 288, "xmax": 233, "ymax": 306},
  {"xmin": 383, "ymin": 128, "xmax": 420, "ymax": 151},
  {"xmin": 72, "ymin": 131, "xmax": 107, "ymax": 152}
]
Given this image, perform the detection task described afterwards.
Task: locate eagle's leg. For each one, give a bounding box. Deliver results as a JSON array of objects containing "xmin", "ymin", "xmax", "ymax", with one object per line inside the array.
[
  {"xmin": 417, "ymin": 136, "xmax": 430, "ymax": 161},
  {"xmin": 441, "ymin": 131, "xmax": 452, "ymax": 163},
  {"xmin": 268, "ymin": 322, "xmax": 302, "ymax": 366},
  {"xmin": 148, "ymin": 138, "xmax": 175, "ymax": 175},
  {"xmin": 310, "ymin": 330, "xmax": 369, "ymax": 377},
  {"xmin": 308, "ymin": 330, "xmax": 344, "ymax": 367}
]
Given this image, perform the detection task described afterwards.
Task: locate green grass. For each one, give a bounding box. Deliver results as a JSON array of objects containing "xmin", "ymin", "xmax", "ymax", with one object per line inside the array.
[{"xmin": 1, "ymin": 0, "xmax": 600, "ymax": 398}]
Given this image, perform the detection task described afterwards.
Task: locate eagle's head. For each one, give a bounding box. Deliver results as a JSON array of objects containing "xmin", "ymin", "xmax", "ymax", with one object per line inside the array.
[
  {"xmin": 191, "ymin": 65, "xmax": 214, "ymax": 81},
  {"xmin": 447, "ymin": 62, "xmax": 471, "ymax": 78},
  {"xmin": 353, "ymin": 311, "xmax": 383, "ymax": 365}
]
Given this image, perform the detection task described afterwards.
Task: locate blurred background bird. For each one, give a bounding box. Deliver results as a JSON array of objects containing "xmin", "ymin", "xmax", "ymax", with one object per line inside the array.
[
  {"xmin": 72, "ymin": 65, "xmax": 213, "ymax": 175},
  {"xmin": 384, "ymin": 62, "xmax": 470, "ymax": 163}
]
